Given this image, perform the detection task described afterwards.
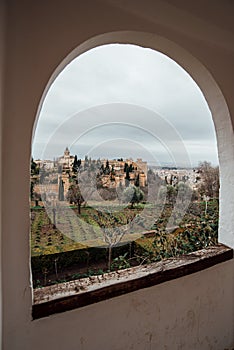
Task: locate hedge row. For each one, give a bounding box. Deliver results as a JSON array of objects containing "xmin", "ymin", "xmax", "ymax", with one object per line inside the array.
[{"xmin": 31, "ymin": 241, "xmax": 133, "ymax": 274}]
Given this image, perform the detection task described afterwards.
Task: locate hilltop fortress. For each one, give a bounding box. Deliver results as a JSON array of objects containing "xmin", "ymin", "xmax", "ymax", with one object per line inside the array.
[
  {"xmin": 33, "ymin": 147, "xmax": 148, "ymax": 199},
  {"xmin": 57, "ymin": 147, "xmax": 147, "ymax": 187}
]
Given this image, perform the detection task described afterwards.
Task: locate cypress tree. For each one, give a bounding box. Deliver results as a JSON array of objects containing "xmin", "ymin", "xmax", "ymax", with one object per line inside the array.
[{"xmin": 58, "ymin": 176, "xmax": 65, "ymax": 201}]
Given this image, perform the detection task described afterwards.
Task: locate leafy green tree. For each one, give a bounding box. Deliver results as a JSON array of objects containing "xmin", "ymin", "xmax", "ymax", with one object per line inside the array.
[
  {"xmin": 125, "ymin": 167, "xmax": 130, "ymax": 186},
  {"xmin": 67, "ymin": 183, "xmax": 84, "ymax": 214},
  {"xmin": 99, "ymin": 163, "xmax": 105, "ymax": 174},
  {"xmin": 77, "ymin": 159, "xmax": 81, "ymax": 168},
  {"xmin": 72, "ymin": 155, "xmax": 78, "ymax": 173},
  {"xmin": 30, "ymin": 181, "xmax": 34, "ymax": 200},
  {"xmin": 110, "ymin": 165, "xmax": 115, "ymax": 181},
  {"xmin": 134, "ymin": 174, "xmax": 140, "ymax": 187},
  {"xmin": 123, "ymin": 185, "xmax": 144, "ymax": 208},
  {"xmin": 31, "ymin": 158, "xmax": 39, "ymax": 175},
  {"xmin": 104, "ymin": 160, "xmax": 110, "ymax": 175},
  {"xmin": 129, "ymin": 163, "xmax": 133, "ymax": 172}
]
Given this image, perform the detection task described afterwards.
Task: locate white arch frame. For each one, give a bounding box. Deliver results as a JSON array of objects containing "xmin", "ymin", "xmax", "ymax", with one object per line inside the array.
[{"xmin": 33, "ymin": 30, "xmax": 234, "ymax": 249}]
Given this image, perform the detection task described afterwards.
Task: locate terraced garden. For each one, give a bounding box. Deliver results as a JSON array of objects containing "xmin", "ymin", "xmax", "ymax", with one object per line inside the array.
[{"xmin": 31, "ymin": 200, "xmax": 218, "ymax": 288}]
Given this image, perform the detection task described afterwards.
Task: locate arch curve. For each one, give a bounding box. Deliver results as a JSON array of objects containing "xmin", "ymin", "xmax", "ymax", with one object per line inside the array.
[{"xmin": 34, "ymin": 30, "xmax": 234, "ymax": 247}]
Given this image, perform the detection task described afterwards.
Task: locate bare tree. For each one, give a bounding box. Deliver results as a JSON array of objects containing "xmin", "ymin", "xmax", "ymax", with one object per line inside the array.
[
  {"xmin": 198, "ymin": 161, "xmax": 219, "ymax": 199},
  {"xmin": 99, "ymin": 212, "xmax": 130, "ymax": 271}
]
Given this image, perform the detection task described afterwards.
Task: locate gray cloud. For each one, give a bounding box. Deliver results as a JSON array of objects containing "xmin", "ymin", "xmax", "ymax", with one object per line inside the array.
[{"xmin": 33, "ymin": 44, "xmax": 218, "ymax": 166}]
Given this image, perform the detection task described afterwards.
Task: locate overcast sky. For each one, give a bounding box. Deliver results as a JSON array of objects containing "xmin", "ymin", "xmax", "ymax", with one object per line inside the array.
[{"xmin": 32, "ymin": 44, "xmax": 218, "ymax": 167}]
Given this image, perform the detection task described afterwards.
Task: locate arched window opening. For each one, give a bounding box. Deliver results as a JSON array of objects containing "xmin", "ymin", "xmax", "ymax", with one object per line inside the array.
[{"xmin": 31, "ymin": 44, "xmax": 228, "ymax": 317}]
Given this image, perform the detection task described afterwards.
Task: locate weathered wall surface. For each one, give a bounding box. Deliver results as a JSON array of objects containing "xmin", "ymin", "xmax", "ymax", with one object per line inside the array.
[
  {"xmin": 1, "ymin": 1, "xmax": 234, "ymax": 349},
  {"xmin": 0, "ymin": 0, "xmax": 6, "ymax": 347}
]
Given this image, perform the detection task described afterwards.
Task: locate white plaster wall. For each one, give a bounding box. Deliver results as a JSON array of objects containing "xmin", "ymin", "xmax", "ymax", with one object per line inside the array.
[
  {"xmin": 0, "ymin": 0, "xmax": 6, "ymax": 347},
  {"xmin": 1, "ymin": 1, "xmax": 234, "ymax": 349}
]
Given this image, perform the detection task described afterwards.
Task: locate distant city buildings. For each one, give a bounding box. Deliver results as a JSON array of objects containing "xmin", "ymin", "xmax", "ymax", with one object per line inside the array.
[
  {"xmin": 155, "ymin": 168, "xmax": 200, "ymax": 190},
  {"xmin": 32, "ymin": 148, "xmax": 209, "ymax": 203},
  {"xmin": 32, "ymin": 148, "xmax": 148, "ymax": 199}
]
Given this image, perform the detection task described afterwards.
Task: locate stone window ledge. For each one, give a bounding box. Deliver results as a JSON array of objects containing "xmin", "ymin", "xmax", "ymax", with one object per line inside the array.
[{"xmin": 32, "ymin": 244, "xmax": 233, "ymax": 319}]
